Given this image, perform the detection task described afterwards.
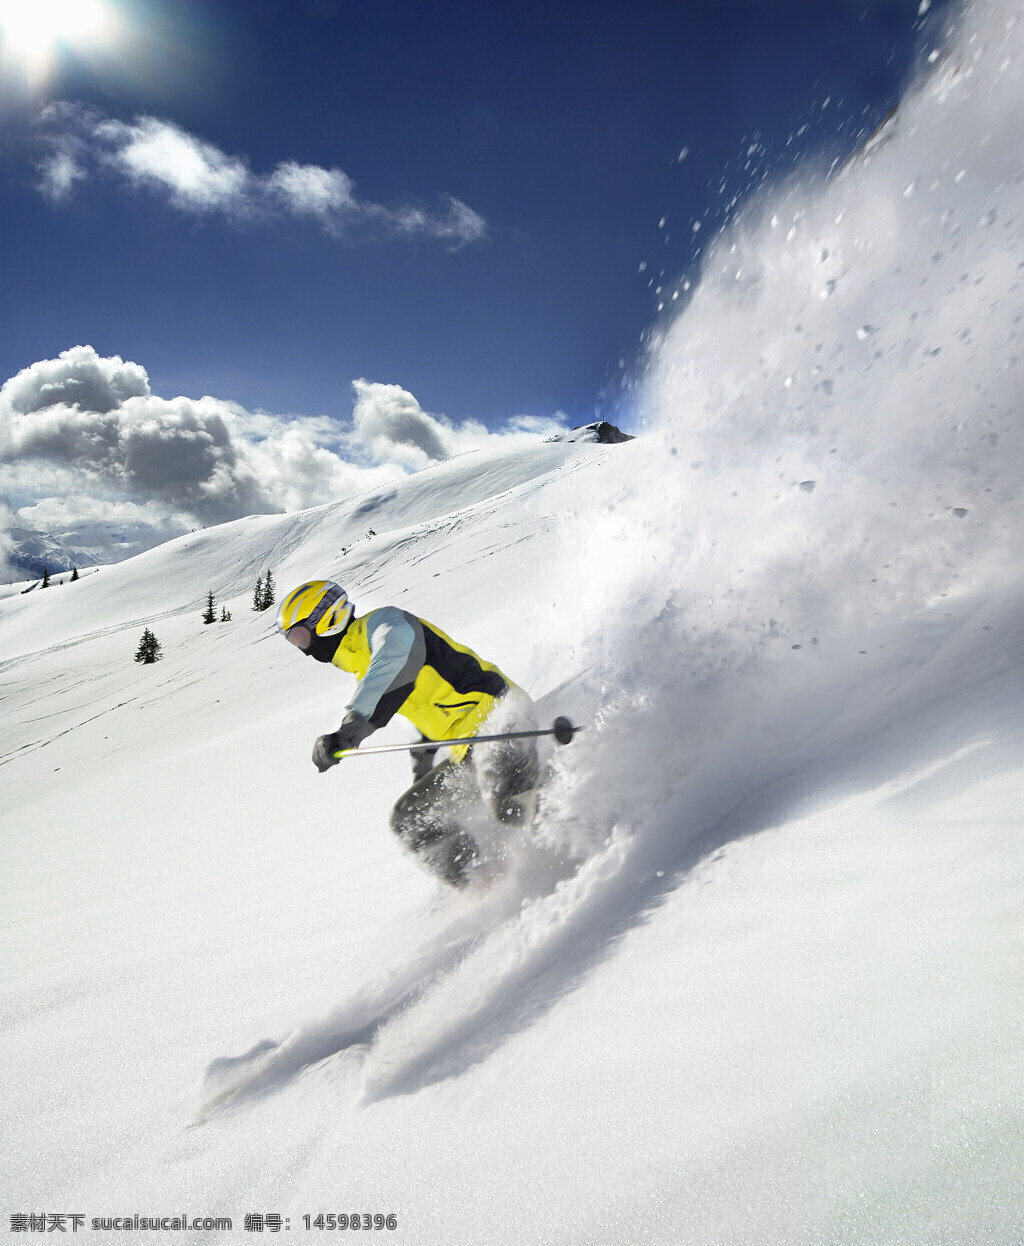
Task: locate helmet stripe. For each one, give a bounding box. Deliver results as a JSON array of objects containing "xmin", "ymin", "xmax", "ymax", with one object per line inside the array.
[{"xmin": 302, "ymin": 583, "xmax": 346, "ymax": 632}]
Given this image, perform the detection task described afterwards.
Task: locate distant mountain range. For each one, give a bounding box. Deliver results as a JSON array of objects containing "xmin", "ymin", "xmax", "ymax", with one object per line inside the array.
[{"xmin": 4, "ymin": 522, "xmax": 176, "ymax": 583}]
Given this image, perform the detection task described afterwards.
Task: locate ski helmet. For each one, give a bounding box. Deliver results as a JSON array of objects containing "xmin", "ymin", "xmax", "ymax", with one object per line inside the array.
[{"xmin": 277, "ymin": 580, "xmax": 354, "ymax": 649}]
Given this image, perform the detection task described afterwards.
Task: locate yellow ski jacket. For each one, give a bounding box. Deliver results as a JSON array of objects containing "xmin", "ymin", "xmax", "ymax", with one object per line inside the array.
[{"xmin": 332, "ymin": 607, "xmax": 511, "ymax": 761}]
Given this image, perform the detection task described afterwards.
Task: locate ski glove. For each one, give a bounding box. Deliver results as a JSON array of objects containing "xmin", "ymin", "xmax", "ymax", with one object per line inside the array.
[{"xmin": 312, "ymin": 711, "xmax": 375, "ymax": 773}]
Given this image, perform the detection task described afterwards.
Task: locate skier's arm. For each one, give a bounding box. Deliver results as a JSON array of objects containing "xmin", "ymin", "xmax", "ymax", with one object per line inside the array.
[
  {"xmin": 346, "ymin": 607, "xmax": 427, "ymax": 728},
  {"xmin": 313, "ymin": 608, "xmax": 427, "ymax": 772}
]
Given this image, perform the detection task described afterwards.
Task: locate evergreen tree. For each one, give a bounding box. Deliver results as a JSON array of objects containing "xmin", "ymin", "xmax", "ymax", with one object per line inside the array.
[
  {"xmin": 70, "ymin": 566, "xmax": 79, "ymax": 582},
  {"xmin": 40, "ymin": 568, "xmax": 50, "ymax": 589},
  {"xmin": 220, "ymin": 607, "xmax": 232, "ymax": 622},
  {"xmin": 252, "ymin": 569, "xmax": 276, "ymax": 612},
  {"xmin": 134, "ymin": 628, "xmax": 162, "ymax": 664},
  {"xmin": 202, "ymin": 590, "xmax": 216, "ymax": 624}
]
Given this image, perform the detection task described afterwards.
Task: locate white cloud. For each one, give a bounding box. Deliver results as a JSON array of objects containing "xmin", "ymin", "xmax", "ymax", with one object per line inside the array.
[
  {"xmin": 368, "ymin": 194, "xmax": 488, "ymax": 245},
  {"xmin": 32, "ymin": 102, "xmax": 86, "ymax": 201},
  {"xmin": 435, "ymin": 194, "xmax": 487, "ymax": 245},
  {"xmin": 17, "ymin": 494, "xmax": 170, "ymax": 532},
  {"xmin": 37, "ymin": 144, "xmax": 85, "ymax": 200},
  {"xmin": 350, "ymin": 380, "xmax": 454, "ymax": 468},
  {"xmin": 0, "ymin": 347, "xmax": 567, "ymax": 571},
  {"xmin": 266, "ymin": 161, "xmax": 356, "ymax": 220},
  {"xmin": 34, "ymin": 105, "xmax": 487, "ymax": 246},
  {"xmin": 348, "ymin": 379, "xmax": 565, "ymax": 470},
  {"xmin": 96, "ymin": 115, "xmax": 251, "ymax": 211},
  {"xmin": 3, "ymin": 343, "xmax": 148, "ymax": 414}
]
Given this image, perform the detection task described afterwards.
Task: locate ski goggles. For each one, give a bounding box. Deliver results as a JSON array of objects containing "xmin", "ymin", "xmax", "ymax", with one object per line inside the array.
[{"xmin": 285, "ymin": 623, "xmax": 314, "ymax": 649}]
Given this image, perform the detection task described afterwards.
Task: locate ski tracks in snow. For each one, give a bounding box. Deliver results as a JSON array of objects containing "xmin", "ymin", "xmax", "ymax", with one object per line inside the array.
[
  {"xmin": 192, "ymin": 889, "xmax": 509, "ymax": 1120},
  {"xmin": 192, "ymin": 825, "xmax": 639, "ymax": 1121},
  {"xmin": 356, "ymin": 831, "xmax": 636, "ymax": 1101}
]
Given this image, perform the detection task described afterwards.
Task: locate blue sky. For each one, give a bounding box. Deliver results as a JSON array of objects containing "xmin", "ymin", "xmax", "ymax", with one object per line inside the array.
[
  {"xmin": 2, "ymin": 0, "xmax": 947, "ymax": 423},
  {"xmin": 0, "ymin": 0, "xmax": 953, "ymax": 561}
]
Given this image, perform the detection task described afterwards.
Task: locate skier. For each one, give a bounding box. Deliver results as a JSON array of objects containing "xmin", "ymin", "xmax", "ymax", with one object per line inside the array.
[{"xmin": 277, "ymin": 580, "xmax": 539, "ymax": 888}]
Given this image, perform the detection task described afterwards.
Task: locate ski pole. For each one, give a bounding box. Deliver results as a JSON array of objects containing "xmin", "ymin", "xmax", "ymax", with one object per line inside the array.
[{"xmin": 333, "ymin": 715, "xmax": 582, "ymax": 760}]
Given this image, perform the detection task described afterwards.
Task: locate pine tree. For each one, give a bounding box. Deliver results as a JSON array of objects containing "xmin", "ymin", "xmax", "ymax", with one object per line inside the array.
[
  {"xmin": 134, "ymin": 628, "xmax": 162, "ymax": 664},
  {"xmin": 202, "ymin": 590, "xmax": 216, "ymax": 624},
  {"xmin": 253, "ymin": 569, "xmax": 275, "ymax": 612},
  {"xmin": 70, "ymin": 566, "xmax": 79, "ymax": 582},
  {"xmin": 40, "ymin": 568, "xmax": 50, "ymax": 589},
  {"xmin": 220, "ymin": 607, "xmax": 232, "ymax": 622}
]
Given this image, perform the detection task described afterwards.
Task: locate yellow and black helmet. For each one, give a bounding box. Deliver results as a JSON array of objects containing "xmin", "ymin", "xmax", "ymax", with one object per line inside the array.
[{"xmin": 277, "ymin": 580, "xmax": 354, "ymax": 650}]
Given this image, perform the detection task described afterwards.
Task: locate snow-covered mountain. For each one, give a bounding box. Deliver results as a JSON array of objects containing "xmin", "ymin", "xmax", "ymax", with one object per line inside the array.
[
  {"xmin": 3, "ymin": 4, "xmax": 1023, "ymax": 1242},
  {"xmin": 4, "ymin": 521, "xmax": 162, "ymax": 582},
  {"xmin": 545, "ymin": 419, "xmax": 634, "ymax": 444}
]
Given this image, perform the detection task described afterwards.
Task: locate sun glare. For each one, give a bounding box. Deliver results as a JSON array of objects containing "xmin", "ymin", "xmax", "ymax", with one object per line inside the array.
[{"xmin": 0, "ymin": 0, "xmax": 117, "ymax": 87}]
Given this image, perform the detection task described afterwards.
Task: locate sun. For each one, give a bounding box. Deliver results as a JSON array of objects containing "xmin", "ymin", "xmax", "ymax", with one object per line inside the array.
[{"xmin": 0, "ymin": 0, "xmax": 117, "ymax": 87}]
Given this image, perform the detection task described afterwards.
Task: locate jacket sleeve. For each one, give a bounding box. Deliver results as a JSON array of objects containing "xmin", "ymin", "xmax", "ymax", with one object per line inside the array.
[{"xmin": 346, "ymin": 607, "xmax": 426, "ymax": 727}]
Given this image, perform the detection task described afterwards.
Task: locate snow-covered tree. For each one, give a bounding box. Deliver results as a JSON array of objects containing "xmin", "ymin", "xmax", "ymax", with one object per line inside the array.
[{"xmin": 202, "ymin": 590, "xmax": 216, "ymax": 625}]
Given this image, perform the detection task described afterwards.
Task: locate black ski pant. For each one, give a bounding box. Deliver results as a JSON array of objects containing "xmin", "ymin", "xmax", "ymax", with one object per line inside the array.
[{"xmin": 390, "ymin": 736, "xmax": 538, "ymax": 888}]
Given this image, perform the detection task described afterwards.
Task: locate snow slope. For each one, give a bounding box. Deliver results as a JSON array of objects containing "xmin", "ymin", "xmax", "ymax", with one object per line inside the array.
[
  {"xmin": 3, "ymin": 429, "xmax": 1022, "ymax": 1244},
  {"xmin": 3, "ymin": 2, "xmax": 1024, "ymax": 1242}
]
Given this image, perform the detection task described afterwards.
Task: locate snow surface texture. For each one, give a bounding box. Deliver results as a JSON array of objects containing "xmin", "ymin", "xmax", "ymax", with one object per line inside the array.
[{"xmin": 3, "ymin": 2, "xmax": 1024, "ymax": 1242}]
